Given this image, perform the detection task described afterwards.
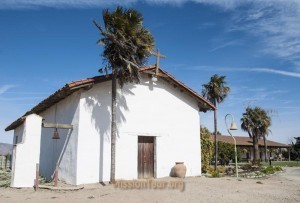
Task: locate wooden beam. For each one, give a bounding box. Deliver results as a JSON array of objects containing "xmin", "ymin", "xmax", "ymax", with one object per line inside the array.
[
  {"xmin": 35, "ymin": 163, "xmax": 39, "ymax": 191},
  {"xmin": 42, "ymin": 122, "xmax": 73, "ymax": 129}
]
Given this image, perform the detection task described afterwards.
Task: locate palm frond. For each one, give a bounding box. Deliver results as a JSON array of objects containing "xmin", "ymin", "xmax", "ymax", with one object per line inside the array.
[{"xmin": 94, "ymin": 7, "xmax": 154, "ymax": 87}]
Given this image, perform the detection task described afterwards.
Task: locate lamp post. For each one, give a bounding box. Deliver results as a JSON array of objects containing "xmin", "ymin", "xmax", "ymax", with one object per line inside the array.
[{"xmin": 225, "ymin": 113, "xmax": 238, "ymax": 178}]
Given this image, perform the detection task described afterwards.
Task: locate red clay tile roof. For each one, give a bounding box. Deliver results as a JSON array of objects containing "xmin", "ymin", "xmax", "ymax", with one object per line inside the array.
[
  {"xmin": 5, "ymin": 65, "xmax": 215, "ymax": 131},
  {"xmin": 211, "ymin": 135, "xmax": 289, "ymax": 148}
]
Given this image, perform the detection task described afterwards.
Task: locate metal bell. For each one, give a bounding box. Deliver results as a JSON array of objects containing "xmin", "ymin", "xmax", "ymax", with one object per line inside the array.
[{"xmin": 52, "ymin": 128, "xmax": 60, "ymax": 139}]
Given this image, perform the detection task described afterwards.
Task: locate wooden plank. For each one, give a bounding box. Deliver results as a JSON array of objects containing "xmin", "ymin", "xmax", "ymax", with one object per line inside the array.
[
  {"xmin": 147, "ymin": 139, "xmax": 154, "ymax": 178},
  {"xmin": 35, "ymin": 163, "xmax": 39, "ymax": 191},
  {"xmin": 138, "ymin": 137, "xmax": 142, "ymax": 178},
  {"xmin": 39, "ymin": 185, "xmax": 84, "ymax": 191},
  {"xmin": 138, "ymin": 136, "xmax": 154, "ymax": 179},
  {"xmin": 42, "ymin": 122, "xmax": 73, "ymax": 129}
]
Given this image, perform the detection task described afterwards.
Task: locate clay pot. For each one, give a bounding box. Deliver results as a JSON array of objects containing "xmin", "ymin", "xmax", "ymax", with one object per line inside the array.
[{"xmin": 170, "ymin": 162, "xmax": 186, "ymax": 178}]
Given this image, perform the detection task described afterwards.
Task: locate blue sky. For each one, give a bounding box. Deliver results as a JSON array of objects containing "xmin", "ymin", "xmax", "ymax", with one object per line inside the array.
[{"xmin": 1, "ymin": 0, "xmax": 300, "ymax": 144}]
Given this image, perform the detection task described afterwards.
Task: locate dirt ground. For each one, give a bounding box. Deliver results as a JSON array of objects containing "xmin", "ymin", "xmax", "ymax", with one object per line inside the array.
[{"xmin": 1, "ymin": 167, "xmax": 299, "ymax": 203}]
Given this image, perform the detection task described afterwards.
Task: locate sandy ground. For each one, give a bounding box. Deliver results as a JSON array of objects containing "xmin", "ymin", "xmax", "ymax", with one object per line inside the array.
[{"xmin": 1, "ymin": 167, "xmax": 299, "ymax": 203}]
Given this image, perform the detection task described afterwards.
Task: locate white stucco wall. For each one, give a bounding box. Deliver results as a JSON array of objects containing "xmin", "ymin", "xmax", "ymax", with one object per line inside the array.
[
  {"xmin": 11, "ymin": 114, "xmax": 43, "ymax": 187},
  {"xmin": 76, "ymin": 81, "xmax": 112, "ymax": 184},
  {"xmin": 115, "ymin": 76, "xmax": 201, "ymax": 179},
  {"xmin": 39, "ymin": 91, "xmax": 81, "ymax": 185},
  {"xmin": 77, "ymin": 75, "xmax": 201, "ymax": 184}
]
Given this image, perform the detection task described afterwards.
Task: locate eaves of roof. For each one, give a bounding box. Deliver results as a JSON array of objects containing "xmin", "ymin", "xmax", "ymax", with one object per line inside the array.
[
  {"xmin": 5, "ymin": 65, "xmax": 215, "ymax": 131},
  {"xmin": 211, "ymin": 135, "xmax": 289, "ymax": 148}
]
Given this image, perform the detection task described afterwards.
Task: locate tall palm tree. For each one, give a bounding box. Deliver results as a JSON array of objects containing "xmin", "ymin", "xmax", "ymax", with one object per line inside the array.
[
  {"xmin": 94, "ymin": 7, "xmax": 154, "ymax": 183},
  {"xmin": 260, "ymin": 122, "xmax": 271, "ymax": 162},
  {"xmin": 202, "ymin": 74, "xmax": 230, "ymax": 170},
  {"xmin": 241, "ymin": 106, "xmax": 271, "ymax": 164}
]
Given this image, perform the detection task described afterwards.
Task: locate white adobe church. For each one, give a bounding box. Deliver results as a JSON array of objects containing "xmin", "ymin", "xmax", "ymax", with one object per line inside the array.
[{"xmin": 5, "ymin": 66, "xmax": 215, "ymax": 187}]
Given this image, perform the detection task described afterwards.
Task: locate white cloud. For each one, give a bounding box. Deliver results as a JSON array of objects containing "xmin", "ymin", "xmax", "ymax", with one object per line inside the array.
[
  {"xmin": 216, "ymin": 67, "xmax": 300, "ymax": 78},
  {"xmin": 177, "ymin": 64, "xmax": 300, "ymax": 78},
  {"xmin": 209, "ymin": 40, "xmax": 243, "ymax": 52},
  {"xmin": 250, "ymin": 68, "xmax": 300, "ymax": 78},
  {"xmin": 228, "ymin": 1, "xmax": 300, "ymax": 68},
  {"xmin": 2, "ymin": 0, "xmax": 300, "ymax": 70},
  {"xmin": 0, "ymin": 85, "xmax": 15, "ymax": 95}
]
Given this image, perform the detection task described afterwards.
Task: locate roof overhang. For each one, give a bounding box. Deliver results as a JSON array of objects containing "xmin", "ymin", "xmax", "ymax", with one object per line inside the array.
[
  {"xmin": 211, "ymin": 135, "xmax": 289, "ymax": 148},
  {"xmin": 5, "ymin": 65, "xmax": 215, "ymax": 131}
]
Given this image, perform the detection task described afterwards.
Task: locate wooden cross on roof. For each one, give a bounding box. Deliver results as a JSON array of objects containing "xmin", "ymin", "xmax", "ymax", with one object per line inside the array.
[{"xmin": 150, "ymin": 49, "xmax": 166, "ymax": 75}]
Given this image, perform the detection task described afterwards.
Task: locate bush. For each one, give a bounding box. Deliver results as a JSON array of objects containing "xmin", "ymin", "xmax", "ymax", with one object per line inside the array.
[
  {"xmin": 210, "ymin": 170, "xmax": 220, "ymax": 178},
  {"xmin": 216, "ymin": 141, "xmax": 242, "ymax": 165},
  {"xmin": 206, "ymin": 166, "xmax": 226, "ymax": 177},
  {"xmin": 201, "ymin": 127, "xmax": 213, "ymax": 173},
  {"xmin": 261, "ymin": 166, "xmax": 283, "ymax": 174},
  {"xmin": 241, "ymin": 164, "xmax": 253, "ymax": 171},
  {"xmin": 207, "ymin": 167, "xmax": 220, "ymax": 177},
  {"xmin": 240, "ymin": 163, "xmax": 263, "ymax": 172},
  {"xmin": 0, "ymin": 170, "xmax": 11, "ymax": 187},
  {"xmin": 217, "ymin": 166, "xmax": 226, "ymax": 174},
  {"xmin": 252, "ymin": 159, "xmax": 261, "ymax": 166}
]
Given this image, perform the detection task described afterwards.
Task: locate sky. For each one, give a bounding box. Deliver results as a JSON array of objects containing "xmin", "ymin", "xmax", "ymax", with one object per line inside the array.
[{"xmin": 0, "ymin": 0, "xmax": 300, "ymax": 145}]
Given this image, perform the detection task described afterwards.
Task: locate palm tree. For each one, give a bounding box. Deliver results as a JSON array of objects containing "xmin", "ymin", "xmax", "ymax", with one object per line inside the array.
[
  {"xmin": 240, "ymin": 106, "xmax": 271, "ymax": 164},
  {"xmin": 261, "ymin": 122, "xmax": 271, "ymax": 163},
  {"xmin": 94, "ymin": 7, "xmax": 154, "ymax": 183},
  {"xmin": 262, "ymin": 134, "xmax": 268, "ymax": 162},
  {"xmin": 202, "ymin": 74, "xmax": 230, "ymax": 170}
]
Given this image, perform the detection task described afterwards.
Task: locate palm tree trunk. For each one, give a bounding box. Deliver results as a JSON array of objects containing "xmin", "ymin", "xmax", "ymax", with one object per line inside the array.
[
  {"xmin": 253, "ymin": 136, "xmax": 260, "ymax": 165},
  {"xmin": 214, "ymin": 102, "xmax": 218, "ymax": 171},
  {"xmin": 110, "ymin": 73, "xmax": 117, "ymax": 183},
  {"xmin": 263, "ymin": 135, "xmax": 268, "ymax": 163}
]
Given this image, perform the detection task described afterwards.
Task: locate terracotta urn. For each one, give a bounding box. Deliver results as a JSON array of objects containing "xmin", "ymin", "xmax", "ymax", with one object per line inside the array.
[{"xmin": 171, "ymin": 162, "xmax": 187, "ymax": 178}]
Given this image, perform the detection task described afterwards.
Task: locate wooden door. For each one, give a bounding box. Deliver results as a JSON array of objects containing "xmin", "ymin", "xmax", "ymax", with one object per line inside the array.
[{"xmin": 138, "ymin": 136, "xmax": 154, "ymax": 179}]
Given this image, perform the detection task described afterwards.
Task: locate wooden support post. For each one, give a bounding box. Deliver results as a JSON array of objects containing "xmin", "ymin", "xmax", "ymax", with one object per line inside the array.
[
  {"xmin": 35, "ymin": 163, "xmax": 39, "ymax": 191},
  {"xmin": 54, "ymin": 164, "xmax": 58, "ymax": 187}
]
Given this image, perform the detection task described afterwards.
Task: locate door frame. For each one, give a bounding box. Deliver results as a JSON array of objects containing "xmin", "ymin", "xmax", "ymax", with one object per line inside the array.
[{"xmin": 137, "ymin": 136, "xmax": 157, "ymax": 179}]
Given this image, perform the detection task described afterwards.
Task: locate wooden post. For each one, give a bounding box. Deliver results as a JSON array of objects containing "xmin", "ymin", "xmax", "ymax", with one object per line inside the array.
[
  {"xmin": 35, "ymin": 163, "xmax": 39, "ymax": 191},
  {"xmin": 54, "ymin": 164, "xmax": 58, "ymax": 186}
]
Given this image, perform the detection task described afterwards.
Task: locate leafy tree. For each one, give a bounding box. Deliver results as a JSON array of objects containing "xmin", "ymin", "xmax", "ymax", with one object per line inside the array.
[
  {"xmin": 94, "ymin": 7, "xmax": 154, "ymax": 183},
  {"xmin": 200, "ymin": 126, "xmax": 213, "ymax": 173},
  {"xmin": 240, "ymin": 106, "xmax": 271, "ymax": 164},
  {"xmin": 217, "ymin": 141, "xmax": 241, "ymax": 165},
  {"xmin": 202, "ymin": 74, "xmax": 230, "ymax": 170},
  {"xmin": 290, "ymin": 137, "xmax": 300, "ymax": 161}
]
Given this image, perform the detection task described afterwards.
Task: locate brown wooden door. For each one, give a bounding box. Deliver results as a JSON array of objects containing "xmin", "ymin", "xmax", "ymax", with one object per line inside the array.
[{"xmin": 138, "ymin": 136, "xmax": 154, "ymax": 179}]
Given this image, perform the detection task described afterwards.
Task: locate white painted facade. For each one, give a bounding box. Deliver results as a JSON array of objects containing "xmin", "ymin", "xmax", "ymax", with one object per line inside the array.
[
  {"xmin": 10, "ymin": 74, "xmax": 203, "ymax": 186},
  {"xmin": 11, "ymin": 114, "xmax": 43, "ymax": 187},
  {"xmin": 39, "ymin": 91, "xmax": 81, "ymax": 185}
]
